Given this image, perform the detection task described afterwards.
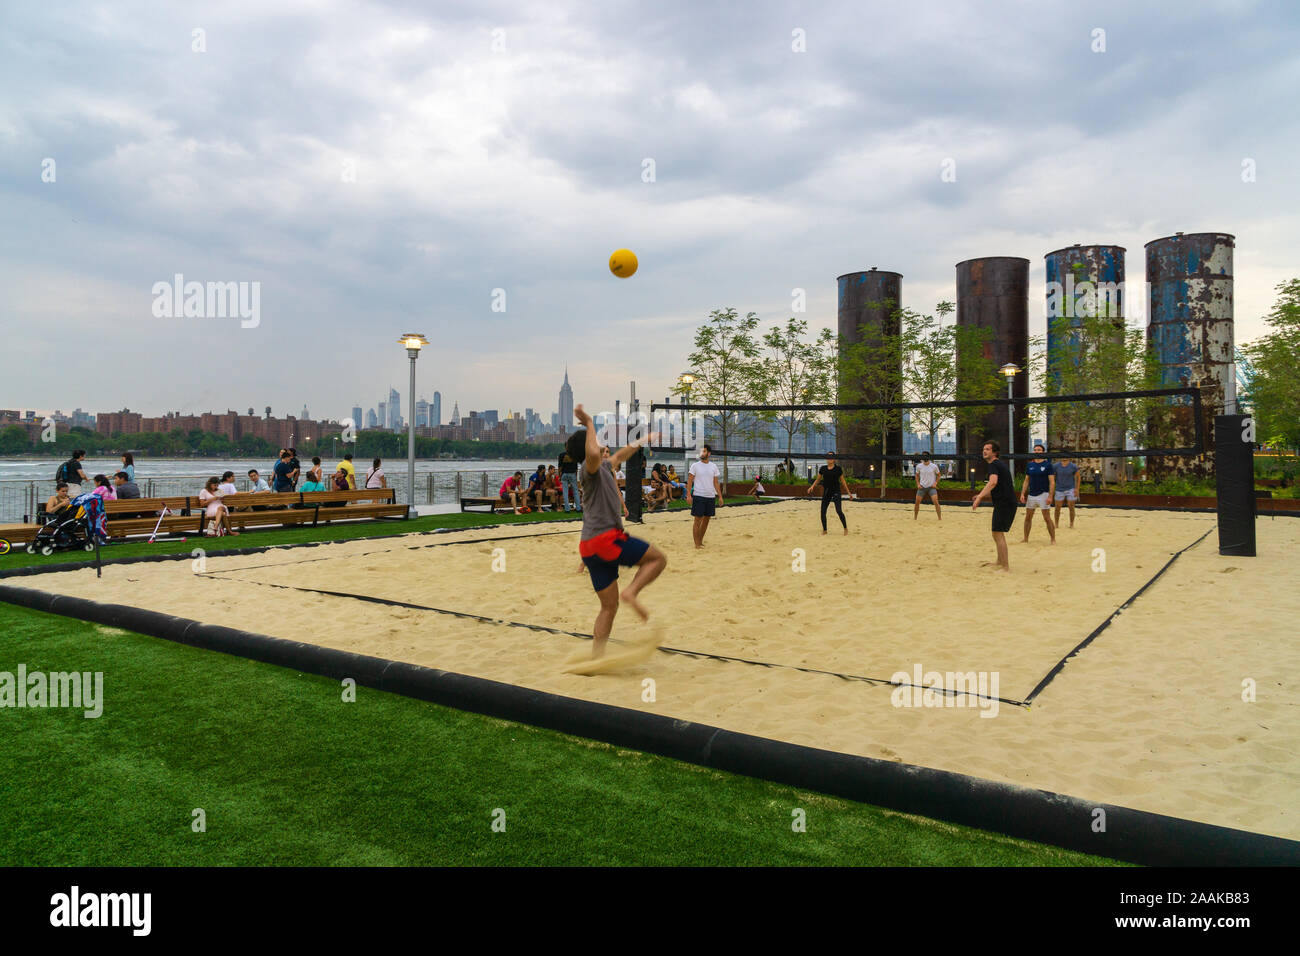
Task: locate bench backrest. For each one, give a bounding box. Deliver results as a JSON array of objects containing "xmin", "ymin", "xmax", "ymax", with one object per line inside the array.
[
  {"xmin": 303, "ymin": 488, "xmax": 397, "ymax": 504},
  {"xmin": 103, "ymin": 496, "xmax": 191, "ymax": 514},
  {"xmin": 219, "ymin": 492, "xmax": 302, "ymax": 509}
]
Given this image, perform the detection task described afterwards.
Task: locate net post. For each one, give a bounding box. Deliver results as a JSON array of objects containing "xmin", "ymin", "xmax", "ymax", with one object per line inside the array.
[{"xmin": 1214, "ymin": 413, "xmax": 1256, "ymax": 556}]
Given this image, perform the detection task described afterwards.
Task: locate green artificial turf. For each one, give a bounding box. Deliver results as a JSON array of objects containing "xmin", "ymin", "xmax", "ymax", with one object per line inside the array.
[
  {"xmin": 0, "ymin": 501, "xmax": 707, "ymax": 571},
  {"xmin": 0, "ymin": 604, "xmax": 1120, "ymax": 866}
]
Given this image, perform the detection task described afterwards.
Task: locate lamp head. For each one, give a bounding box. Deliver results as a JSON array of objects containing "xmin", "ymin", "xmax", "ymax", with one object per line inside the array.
[{"xmin": 399, "ymin": 333, "xmax": 429, "ymax": 355}]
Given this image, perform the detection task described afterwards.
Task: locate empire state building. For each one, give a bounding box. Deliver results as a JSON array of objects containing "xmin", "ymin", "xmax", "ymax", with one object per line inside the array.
[{"xmin": 558, "ymin": 367, "xmax": 574, "ymax": 430}]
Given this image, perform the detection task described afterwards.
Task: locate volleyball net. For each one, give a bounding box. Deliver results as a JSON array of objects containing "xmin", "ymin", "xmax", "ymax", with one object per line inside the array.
[{"xmin": 647, "ymin": 386, "xmax": 1206, "ymax": 468}]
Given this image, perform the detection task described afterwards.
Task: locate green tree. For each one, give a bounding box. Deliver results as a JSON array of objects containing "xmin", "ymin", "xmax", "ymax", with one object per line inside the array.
[
  {"xmin": 754, "ymin": 317, "xmax": 836, "ymax": 467},
  {"xmin": 678, "ymin": 308, "xmax": 763, "ymax": 484},
  {"xmin": 1241, "ymin": 279, "xmax": 1300, "ymax": 454},
  {"xmin": 1033, "ymin": 301, "xmax": 1168, "ymax": 486},
  {"xmin": 839, "ymin": 306, "xmax": 916, "ymax": 495},
  {"xmin": 0, "ymin": 425, "xmax": 30, "ymax": 455},
  {"xmin": 901, "ymin": 302, "xmax": 958, "ymax": 456}
]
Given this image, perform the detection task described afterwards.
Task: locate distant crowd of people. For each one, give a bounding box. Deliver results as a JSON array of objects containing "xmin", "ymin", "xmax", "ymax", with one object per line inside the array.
[
  {"xmin": 49, "ymin": 450, "xmax": 141, "ymax": 513},
  {"xmin": 48, "ymin": 448, "xmax": 390, "ymax": 537},
  {"xmin": 495, "ymin": 451, "xmax": 691, "ymax": 516},
  {"xmin": 197, "ymin": 449, "xmax": 389, "ymax": 536}
]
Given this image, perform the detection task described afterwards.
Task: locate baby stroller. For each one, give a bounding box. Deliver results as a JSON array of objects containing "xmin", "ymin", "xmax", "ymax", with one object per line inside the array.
[{"xmin": 27, "ymin": 493, "xmax": 108, "ymax": 556}]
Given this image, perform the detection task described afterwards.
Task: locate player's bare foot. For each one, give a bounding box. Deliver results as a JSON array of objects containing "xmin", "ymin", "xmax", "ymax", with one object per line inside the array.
[{"xmin": 620, "ymin": 589, "xmax": 649, "ymax": 621}]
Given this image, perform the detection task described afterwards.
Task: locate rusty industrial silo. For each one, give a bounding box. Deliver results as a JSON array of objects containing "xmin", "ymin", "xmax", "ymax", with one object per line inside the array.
[
  {"xmin": 837, "ymin": 268, "xmax": 903, "ymax": 478},
  {"xmin": 955, "ymin": 257, "xmax": 1030, "ymax": 478},
  {"xmin": 1044, "ymin": 244, "xmax": 1126, "ymax": 479},
  {"xmin": 1145, "ymin": 232, "xmax": 1235, "ymax": 478}
]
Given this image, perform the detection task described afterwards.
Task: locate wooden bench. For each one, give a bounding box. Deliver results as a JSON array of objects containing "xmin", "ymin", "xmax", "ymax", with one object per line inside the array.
[
  {"xmin": 303, "ymin": 488, "xmax": 408, "ymax": 523},
  {"xmin": 461, "ymin": 496, "xmax": 509, "ymax": 513},
  {"xmin": 0, "ymin": 522, "xmax": 40, "ymax": 545},
  {"xmin": 460, "ymin": 496, "xmax": 567, "ymax": 514},
  {"xmin": 102, "ymin": 496, "xmax": 202, "ymax": 538},
  {"xmin": 95, "ymin": 489, "xmax": 406, "ymax": 539}
]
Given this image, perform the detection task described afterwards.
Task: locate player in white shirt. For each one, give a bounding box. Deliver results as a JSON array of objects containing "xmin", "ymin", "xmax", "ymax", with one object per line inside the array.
[
  {"xmin": 913, "ymin": 451, "xmax": 942, "ymax": 520},
  {"xmin": 686, "ymin": 444, "xmax": 724, "ymax": 549}
]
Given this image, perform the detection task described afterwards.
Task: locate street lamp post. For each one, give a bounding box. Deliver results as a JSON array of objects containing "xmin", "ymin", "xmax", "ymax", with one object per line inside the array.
[
  {"xmin": 999, "ymin": 363, "xmax": 1021, "ymax": 480},
  {"xmin": 399, "ymin": 334, "xmax": 429, "ymax": 517},
  {"xmin": 677, "ymin": 371, "xmax": 696, "ymax": 471}
]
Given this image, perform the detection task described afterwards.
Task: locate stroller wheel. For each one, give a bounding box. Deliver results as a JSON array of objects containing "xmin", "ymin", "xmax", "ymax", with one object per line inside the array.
[
  {"xmin": 26, "ymin": 543, "xmax": 37, "ymax": 554},
  {"xmin": 84, "ymin": 542, "xmax": 96, "ymax": 552},
  {"xmin": 40, "ymin": 544, "xmax": 54, "ymax": 556}
]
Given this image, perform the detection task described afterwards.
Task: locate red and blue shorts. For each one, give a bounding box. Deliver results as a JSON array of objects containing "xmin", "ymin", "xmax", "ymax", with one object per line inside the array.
[{"xmin": 579, "ymin": 529, "xmax": 650, "ymax": 592}]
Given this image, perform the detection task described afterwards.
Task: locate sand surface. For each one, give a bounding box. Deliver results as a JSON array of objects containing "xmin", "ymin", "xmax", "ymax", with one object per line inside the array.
[{"xmin": 31, "ymin": 500, "xmax": 1300, "ymax": 840}]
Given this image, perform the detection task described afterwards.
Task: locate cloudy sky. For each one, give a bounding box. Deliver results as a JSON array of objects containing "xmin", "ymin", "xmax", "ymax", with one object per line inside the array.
[{"xmin": 1, "ymin": 0, "xmax": 1296, "ymax": 424}]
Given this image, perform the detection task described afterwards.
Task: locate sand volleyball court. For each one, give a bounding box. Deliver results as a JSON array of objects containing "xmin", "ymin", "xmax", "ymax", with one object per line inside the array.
[{"xmin": 27, "ymin": 500, "xmax": 1300, "ymax": 840}]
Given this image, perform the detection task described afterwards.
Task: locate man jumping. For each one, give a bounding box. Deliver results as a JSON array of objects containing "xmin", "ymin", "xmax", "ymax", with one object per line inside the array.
[{"xmin": 569, "ymin": 405, "xmax": 667, "ymax": 659}]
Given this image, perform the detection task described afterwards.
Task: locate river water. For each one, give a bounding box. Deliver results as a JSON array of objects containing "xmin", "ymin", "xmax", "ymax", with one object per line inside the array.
[{"xmin": 0, "ymin": 455, "xmax": 772, "ymax": 523}]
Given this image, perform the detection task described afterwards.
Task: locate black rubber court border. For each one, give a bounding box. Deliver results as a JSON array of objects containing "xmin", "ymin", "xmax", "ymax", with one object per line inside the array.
[
  {"xmin": 0, "ymin": 579, "xmax": 1295, "ymax": 866},
  {"xmin": 2, "ymin": 508, "xmax": 1296, "ymax": 864}
]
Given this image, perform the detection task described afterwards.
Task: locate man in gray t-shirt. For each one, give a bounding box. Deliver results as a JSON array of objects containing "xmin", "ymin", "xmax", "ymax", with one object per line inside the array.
[
  {"xmin": 1052, "ymin": 457, "xmax": 1080, "ymax": 528},
  {"xmin": 570, "ymin": 405, "xmax": 667, "ymax": 661}
]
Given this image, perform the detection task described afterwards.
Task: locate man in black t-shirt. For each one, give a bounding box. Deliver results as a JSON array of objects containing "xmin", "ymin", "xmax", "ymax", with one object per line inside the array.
[
  {"xmin": 625, "ymin": 446, "xmax": 646, "ymax": 522},
  {"xmin": 804, "ymin": 453, "xmax": 850, "ymax": 534},
  {"xmin": 272, "ymin": 451, "xmax": 296, "ymax": 492},
  {"xmin": 971, "ymin": 440, "xmax": 1014, "ymax": 571},
  {"xmin": 57, "ymin": 450, "xmax": 88, "ymax": 496},
  {"xmin": 558, "ymin": 451, "xmax": 580, "ymax": 512}
]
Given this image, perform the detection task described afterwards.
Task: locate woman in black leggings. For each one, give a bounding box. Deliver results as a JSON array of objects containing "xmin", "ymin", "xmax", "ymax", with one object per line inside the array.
[{"xmin": 804, "ymin": 453, "xmax": 851, "ymax": 534}]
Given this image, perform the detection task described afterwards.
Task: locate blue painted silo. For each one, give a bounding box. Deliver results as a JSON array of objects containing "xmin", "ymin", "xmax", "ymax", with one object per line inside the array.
[
  {"xmin": 1044, "ymin": 244, "xmax": 1127, "ymax": 476},
  {"xmin": 1145, "ymin": 232, "xmax": 1235, "ymax": 476}
]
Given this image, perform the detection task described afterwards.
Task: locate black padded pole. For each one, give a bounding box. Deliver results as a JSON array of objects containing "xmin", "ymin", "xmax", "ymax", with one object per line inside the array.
[{"xmin": 1215, "ymin": 414, "xmax": 1257, "ymax": 556}]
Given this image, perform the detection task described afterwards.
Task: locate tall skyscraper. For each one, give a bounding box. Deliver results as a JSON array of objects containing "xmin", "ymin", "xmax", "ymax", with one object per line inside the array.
[
  {"xmin": 366, "ymin": 408, "xmax": 378, "ymax": 429},
  {"xmin": 415, "ymin": 397, "xmax": 430, "ymax": 428},
  {"xmin": 451, "ymin": 400, "xmax": 460, "ymax": 424},
  {"xmin": 377, "ymin": 401, "xmax": 387, "ymax": 429},
  {"xmin": 351, "ymin": 404, "xmax": 363, "ymax": 429},
  {"xmin": 558, "ymin": 367, "xmax": 574, "ymax": 430},
  {"xmin": 432, "ymin": 391, "xmax": 441, "ymax": 427},
  {"xmin": 387, "ymin": 388, "xmax": 400, "ymax": 430}
]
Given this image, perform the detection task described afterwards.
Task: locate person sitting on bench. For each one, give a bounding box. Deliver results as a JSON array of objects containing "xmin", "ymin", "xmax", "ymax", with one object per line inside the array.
[{"xmin": 499, "ymin": 471, "xmax": 527, "ymax": 514}]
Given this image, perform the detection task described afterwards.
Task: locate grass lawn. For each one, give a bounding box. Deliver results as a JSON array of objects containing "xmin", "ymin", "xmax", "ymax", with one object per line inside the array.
[
  {"xmin": 0, "ymin": 604, "xmax": 1120, "ymax": 866},
  {"xmin": 0, "ymin": 501, "xmax": 699, "ymax": 572}
]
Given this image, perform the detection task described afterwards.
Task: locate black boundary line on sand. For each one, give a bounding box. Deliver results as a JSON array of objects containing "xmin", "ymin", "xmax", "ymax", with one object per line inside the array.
[
  {"xmin": 1022, "ymin": 526, "xmax": 1216, "ymax": 704},
  {"xmin": 10, "ymin": 498, "xmax": 1211, "ymax": 709},
  {"xmin": 199, "ymin": 574, "xmax": 1023, "ymax": 707},
  {"xmin": 0, "ymin": 582, "xmax": 1295, "ymax": 866}
]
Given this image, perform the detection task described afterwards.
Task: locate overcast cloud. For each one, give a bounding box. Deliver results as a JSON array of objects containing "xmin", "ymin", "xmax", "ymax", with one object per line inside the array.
[{"xmin": 1, "ymin": 0, "xmax": 1296, "ymax": 421}]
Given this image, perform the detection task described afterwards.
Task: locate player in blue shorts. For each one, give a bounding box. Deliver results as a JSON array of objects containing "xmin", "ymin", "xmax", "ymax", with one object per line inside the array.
[{"xmin": 570, "ymin": 405, "xmax": 667, "ymax": 659}]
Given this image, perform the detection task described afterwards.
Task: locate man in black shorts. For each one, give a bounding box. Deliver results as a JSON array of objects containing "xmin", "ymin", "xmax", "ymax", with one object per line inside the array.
[
  {"xmin": 804, "ymin": 452, "xmax": 850, "ymax": 534},
  {"xmin": 571, "ymin": 405, "xmax": 667, "ymax": 659},
  {"xmin": 971, "ymin": 440, "xmax": 1014, "ymax": 572}
]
